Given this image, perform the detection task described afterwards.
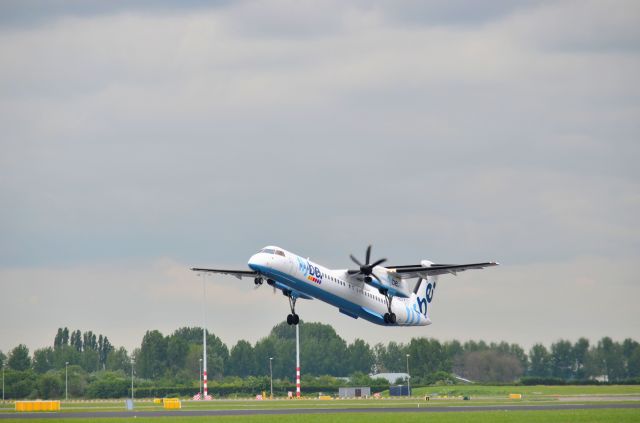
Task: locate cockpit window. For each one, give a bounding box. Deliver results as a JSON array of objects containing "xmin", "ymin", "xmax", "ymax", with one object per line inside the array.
[
  {"xmin": 259, "ymin": 248, "xmax": 275, "ymax": 254},
  {"xmin": 275, "ymin": 250, "xmax": 286, "ymax": 257}
]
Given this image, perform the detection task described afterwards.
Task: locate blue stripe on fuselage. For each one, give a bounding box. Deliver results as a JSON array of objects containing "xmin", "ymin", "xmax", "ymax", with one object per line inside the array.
[{"xmin": 250, "ymin": 263, "xmax": 388, "ymax": 325}]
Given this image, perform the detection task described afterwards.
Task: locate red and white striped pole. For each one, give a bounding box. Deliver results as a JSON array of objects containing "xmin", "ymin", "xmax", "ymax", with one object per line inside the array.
[
  {"xmin": 202, "ymin": 274, "xmax": 208, "ymax": 399},
  {"xmin": 295, "ymin": 323, "xmax": 300, "ymax": 398},
  {"xmin": 203, "ymin": 370, "xmax": 208, "ymax": 398}
]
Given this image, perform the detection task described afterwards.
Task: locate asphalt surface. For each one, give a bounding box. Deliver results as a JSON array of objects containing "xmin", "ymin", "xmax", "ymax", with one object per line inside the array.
[{"xmin": 1, "ymin": 403, "xmax": 639, "ymax": 419}]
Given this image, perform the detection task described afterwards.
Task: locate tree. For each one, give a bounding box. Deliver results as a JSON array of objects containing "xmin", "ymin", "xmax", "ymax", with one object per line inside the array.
[
  {"xmin": 228, "ymin": 340, "xmax": 256, "ymax": 377},
  {"xmin": 0, "ymin": 350, "xmax": 6, "ymax": 368},
  {"xmin": 572, "ymin": 338, "xmax": 590, "ymax": 379},
  {"xmin": 83, "ymin": 332, "xmax": 97, "ymax": 351},
  {"xmin": 550, "ymin": 340, "xmax": 573, "ymax": 380},
  {"xmin": 8, "ymin": 344, "xmax": 31, "ymax": 371},
  {"xmin": 528, "ymin": 344, "xmax": 551, "ymax": 377},
  {"xmin": 70, "ymin": 330, "xmax": 83, "ymax": 352},
  {"xmin": 3, "ymin": 369, "xmax": 37, "ymax": 399},
  {"xmin": 33, "ymin": 347, "xmax": 55, "ymax": 374},
  {"xmin": 346, "ymin": 339, "xmax": 374, "ymax": 374},
  {"xmin": 595, "ymin": 337, "xmax": 625, "ymax": 381},
  {"xmin": 54, "ymin": 328, "xmax": 64, "ymax": 350},
  {"xmin": 66, "ymin": 365, "xmax": 88, "ymax": 397},
  {"xmin": 622, "ymin": 338, "xmax": 640, "ymax": 379},
  {"xmin": 205, "ymin": 332, "xmax": 229, "ymax": 379},
  {"xmin": 455, "ymin": 350, "xmax": 523, "ymax": 383},
  {"xmin": 106, "ymin": 347, "xmax": 131, "ymax": 373},
  {"xmin": 509, "ymin": 343, "xmax": 528, "ymax": 372},
  {"xmin": 627, "ymin": 345, "xmax": 640, "ymax": 379},
  {"xmin": 136, "ymin": 330, "xmax": 168, "ymax": 379},
  {"xmin": 86, "ymin": 372, "xmax": 129, "ymax": 398},
  {"xmin": 376, "ymin": 341, "xmax": 407, "ymax": 373},
  {"xmin": 299, "ymin": 322, "xmax": 348, "ymax": 376},
  {"xmin": 98, "ymin": 336, "xmax": 113, "ymax": 369},
  {"xmin": 38, "ymin": 372, "xmax": 63, "ymax": 399},
  {"xmin": 408, "ymin": 338, "xmax": 449, "ymax": 380},
  {"xmin": 80, "ymin": 349, "xmax": 100, "ymax": 373}
]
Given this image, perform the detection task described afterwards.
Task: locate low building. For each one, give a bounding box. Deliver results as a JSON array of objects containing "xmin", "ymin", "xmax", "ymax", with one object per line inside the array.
[{"xmin": 338, "ymin": 387, "xmax": 371, "ymax": 398}]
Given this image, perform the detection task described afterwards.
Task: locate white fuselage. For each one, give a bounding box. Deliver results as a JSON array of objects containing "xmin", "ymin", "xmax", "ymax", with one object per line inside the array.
[{"xmin": 248, "ymin": 246, "xmax": 430, "ymax": 326}]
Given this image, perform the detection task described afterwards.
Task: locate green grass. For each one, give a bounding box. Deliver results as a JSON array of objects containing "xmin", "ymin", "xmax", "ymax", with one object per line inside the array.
[
  {"xmin": 410, "ymin": 384, "xmax": 640, "ymax": 397},
  {"xmin": 0, "ymin": 409, "xmax": 639, "ymax": 423},
  {"xmin": 1, "ymin": 385, "xmax": 638, "ymax": 415}
]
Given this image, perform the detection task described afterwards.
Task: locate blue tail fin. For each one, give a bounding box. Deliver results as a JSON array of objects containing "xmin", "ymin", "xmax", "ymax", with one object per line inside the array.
[{"xmin": 413, "ymin": 276, "xmax": 437, "ymax": 319}]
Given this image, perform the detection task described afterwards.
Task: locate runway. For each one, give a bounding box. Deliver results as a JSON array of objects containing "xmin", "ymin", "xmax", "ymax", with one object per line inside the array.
[{"xmin": 1, "ymin": 402, "xmax": 639, "ymax": 419}]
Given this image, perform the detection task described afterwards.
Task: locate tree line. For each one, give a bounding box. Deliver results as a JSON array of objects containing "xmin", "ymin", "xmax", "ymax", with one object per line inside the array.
[{"xmin": 1, "ymin": 323, "xmax": 639, "ymax": 399}]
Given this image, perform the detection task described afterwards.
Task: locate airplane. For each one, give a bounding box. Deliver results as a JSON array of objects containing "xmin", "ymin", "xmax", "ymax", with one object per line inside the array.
[{"xmin": 192, "ymin": 245, "xmax": 498, "ymax": 327}]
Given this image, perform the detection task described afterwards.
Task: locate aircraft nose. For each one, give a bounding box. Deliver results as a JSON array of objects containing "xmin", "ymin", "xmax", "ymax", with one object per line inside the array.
[{"xmin": 248, "ymin": 253, "xmax": 261, "ymax": 271}]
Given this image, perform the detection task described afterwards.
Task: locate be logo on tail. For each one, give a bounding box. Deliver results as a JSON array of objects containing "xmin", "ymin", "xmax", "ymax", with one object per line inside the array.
[{"xmin": 417, "ymin": 281, "xmax": 436, "ymax": 316}]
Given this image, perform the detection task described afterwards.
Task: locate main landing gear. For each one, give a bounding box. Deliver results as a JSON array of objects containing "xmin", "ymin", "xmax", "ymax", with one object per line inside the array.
[
  {"xmin": 380, "ymin": 288, "xmax": 397, "ymax": 324},
  {"xmin": 286, "ymin": 292, "xmax": 300, "ymax": 325},
  {"xmin": 254, "ymin": 277, "xmax": 263, "ymax": 286}
]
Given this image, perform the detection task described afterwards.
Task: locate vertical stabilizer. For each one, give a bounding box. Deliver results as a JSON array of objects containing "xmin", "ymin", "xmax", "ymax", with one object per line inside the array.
[{"xmin": 412, "ymin": 275, "xmax": 438, "ymax": 319}]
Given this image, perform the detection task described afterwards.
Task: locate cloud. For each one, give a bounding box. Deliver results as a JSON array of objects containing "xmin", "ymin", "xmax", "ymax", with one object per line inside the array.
[{"xmin": 0, "ymin": 1, "xmax": 638, "ymax": 349}]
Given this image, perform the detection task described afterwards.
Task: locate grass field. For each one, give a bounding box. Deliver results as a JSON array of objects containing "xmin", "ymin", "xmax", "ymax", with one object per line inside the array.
[
  {"xmin": 1, "ymin": 385, "xmax": 639, "ymax": 419},
  {"xmin": 410, "ymin": 384, "xmax": 640, "ymax": 397},
  {"xmin": 0, "ymin": 409, "xmax": 639, "ymax": 423}
]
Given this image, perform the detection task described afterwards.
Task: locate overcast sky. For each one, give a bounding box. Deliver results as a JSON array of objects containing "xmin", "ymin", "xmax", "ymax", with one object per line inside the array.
[{"xmin": 1, "ymin": 0, "xmax": 639, "ymax": 356}]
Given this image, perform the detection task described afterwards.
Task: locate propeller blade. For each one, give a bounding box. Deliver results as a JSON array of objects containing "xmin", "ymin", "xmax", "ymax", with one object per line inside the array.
[
  {"xmin": 365, "ymin": 245, "xmax": 372, "ymax": 265},
  {"xmin": 350, "ymin": 254, "xmax": 363, "ymax": 266},
  {"xmin": 347, "ymin": 269, "xmax": 361, "ymax": 275},
  {"xmin": 370, "ymin": 258, "xmax": 387, "ymax": 268}
]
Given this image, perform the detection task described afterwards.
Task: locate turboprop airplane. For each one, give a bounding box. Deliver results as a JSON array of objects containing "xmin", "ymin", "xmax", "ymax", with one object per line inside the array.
[{"xmin": 192, "ymin": 246, "xmax": 497, "ymax": 326}]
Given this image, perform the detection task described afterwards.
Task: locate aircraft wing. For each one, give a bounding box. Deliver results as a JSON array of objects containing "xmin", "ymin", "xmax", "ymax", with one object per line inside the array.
[
  {"xmin": 385, "ymin": 262, "xmax": 498, "ymax": 279},
  {"xmin": 191, "ymin": 267, "xmax": 258, "ymax": 280}
]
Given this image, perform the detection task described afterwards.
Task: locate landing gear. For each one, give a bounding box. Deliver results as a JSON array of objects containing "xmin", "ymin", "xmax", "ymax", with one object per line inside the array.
[
  {"xmin": 286, "ymin": 292, "xmax": 300, "ymax": 325},
  {"xmin": 287, "ymin": 313, "xmax": 300, "ymax": 325},
  {"xmin": 380, "ymin": 288, "xmax": 397, "ymax": 325},
  {"xmin": 254, "ymin": 277, "xmax": 263, "ymax": 286}
]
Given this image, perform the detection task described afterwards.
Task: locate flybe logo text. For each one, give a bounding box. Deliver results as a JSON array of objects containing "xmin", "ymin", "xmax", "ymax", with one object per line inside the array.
[{"xmin": 297, "ymin": 257, "xmax": 322, "ymax": 284}]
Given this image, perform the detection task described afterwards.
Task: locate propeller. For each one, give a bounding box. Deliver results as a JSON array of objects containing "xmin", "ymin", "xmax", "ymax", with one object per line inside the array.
[{"xmin": 348, "ymin": 245, "xmax": 387, "ymax": 284}]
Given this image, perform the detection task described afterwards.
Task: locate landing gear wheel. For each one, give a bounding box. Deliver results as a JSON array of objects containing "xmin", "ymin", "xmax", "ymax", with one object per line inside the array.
[
  {"xmin": 286, "ymin": 293, "xmax": 300, "ymax": 325},
  {"xmin": 382, "ymin": 291, "xmax": 396, "ymax": 324},
  {"xmin": 254, "ymin": 277, "xmax": 263, "ymax": 286}
]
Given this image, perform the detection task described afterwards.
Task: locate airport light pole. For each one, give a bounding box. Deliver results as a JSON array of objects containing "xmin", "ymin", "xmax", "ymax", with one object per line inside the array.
[
  {"xmin": 131, "ymin": 358, "xmax": 134, "ymax": 401},
  {"xmin": 199, "ymin": 358, "xmax": 203, "ymax": 398},
  {"xmin": 2, "ymin": 363, "xmax": 5, "ymax": 402},
  {"xmin": 406, "ymin": 354, "xmax": 410, "ymax": 397},
  {"xmin": 269, "ymin": 357, "xmax": 273, "ymax": 399}
]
